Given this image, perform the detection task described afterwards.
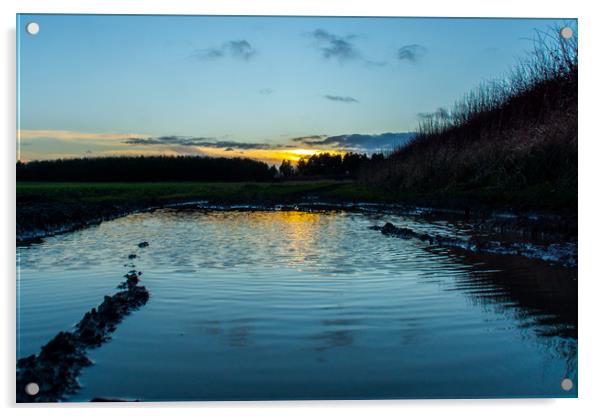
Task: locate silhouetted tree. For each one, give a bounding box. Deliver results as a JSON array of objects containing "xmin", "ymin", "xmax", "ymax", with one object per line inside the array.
[
  {"xmin": 370, "ymin": 153, "xmax": 385, "ymax": 162},
  {"xmin": 16, "ymin": 156, "xmax": 275, "ymax": 182},
  {"xmin": 279, "ymin": 160, "xmax": 295, "ymax": 177},
  {"xmin": 295, "ymin": 152, "xmax": 372, "ymax": 177},
  {"xmin": 342, "ymin": 153, "xmax": 369, "ymax": 175}
]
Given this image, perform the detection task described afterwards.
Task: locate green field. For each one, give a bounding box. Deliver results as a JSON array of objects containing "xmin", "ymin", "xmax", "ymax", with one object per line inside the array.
[
  {"xmin": 16, "ymin": 180, "xmax": 382, "ymax": 205},
  {"xmin": 16, "ymin": 180, "xmax": 575, "ymax": 211}
]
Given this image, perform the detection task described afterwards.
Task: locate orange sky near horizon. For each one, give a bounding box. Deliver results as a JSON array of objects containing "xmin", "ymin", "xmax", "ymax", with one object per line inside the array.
[{"xmin": 17, "ymin": 133, "xmax": 346, "ymax": 166}]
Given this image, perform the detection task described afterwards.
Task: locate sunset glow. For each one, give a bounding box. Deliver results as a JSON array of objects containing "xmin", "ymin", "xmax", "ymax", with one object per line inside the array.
[
  {"xmin": 284, "ymin": 148, "xmax": 346, "ymax": 162},
  {"xmin": 17, "ymin": 15, "xmax": 569, "ymax": 166},
  {"xmin": 16, "ymin": 130, "xmax": 349, "ymax": 165},
  {"xmin": 289, "ymin": 149, "xmax": 318, "ymax": 156},
  {"xmin": 183, "ymin": 146, "xmax": 346, "ymax": 165}
]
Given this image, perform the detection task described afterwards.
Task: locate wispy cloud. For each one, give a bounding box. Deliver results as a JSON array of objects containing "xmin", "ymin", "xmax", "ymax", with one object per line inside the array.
[
  {"xmin": 191, "ymin": 40, "xmax": 257, "ymax": 61},
  {"xmin": 310, "ymin": 29, "xmax": 359, "ymax": 63},
  {"xmin": 309, "ymin": 29, "xmax": 391, "ymax": 67},
  {"xmin": 397, "ymin": 44, "xmax": 428, "ymax": 62},
  {"xmin": 290, "ymin": 135, "xmax": 327, "ymax": 143},
  {"xmin": 417, "ymin": 107, "xmax": 451, "ymax": 120},
  {"xmin": 324, "ymin": 95, "xmax": 359, "ymax": 103},
  {"xmin": 227, "ymin": 40, "xmax": 257, "ymax": 60}
]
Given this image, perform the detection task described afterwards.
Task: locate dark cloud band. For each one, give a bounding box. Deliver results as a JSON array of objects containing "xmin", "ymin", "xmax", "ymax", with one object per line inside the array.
[
  {"xmin": 125, "ymin": 132, "xmax": 416, "ymax": 154},
  {"xmin": 292, "ymin": 132, "xmax": 415, "ymax": 151},
  {"xmin": 124, "ymin": 136, "xmax": 276, "ymax": 150}
]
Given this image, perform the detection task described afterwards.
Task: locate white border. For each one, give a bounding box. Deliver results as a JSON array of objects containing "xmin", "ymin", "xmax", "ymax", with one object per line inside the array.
[
  {"xmin": 2, "ymin": 1, "xmax": 601, "ymax": 415},
  {"xmin": 0, "ymin": 0, "xmax": 584, "ymax": 18}
]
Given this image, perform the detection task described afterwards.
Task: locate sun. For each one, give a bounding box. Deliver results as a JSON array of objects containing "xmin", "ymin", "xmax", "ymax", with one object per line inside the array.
[{"xmin": 280, "ymin": 148, "xmax": 320, "ymax": 162}]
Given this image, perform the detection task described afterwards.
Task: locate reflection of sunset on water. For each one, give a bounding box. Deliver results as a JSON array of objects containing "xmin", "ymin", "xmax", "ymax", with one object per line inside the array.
[
  {"xmin": 235, "ymin": 210, "xmax": 331, "ymax": 271},
  {"xmin": 274, "ymin": 211, "xmax": 321, "ymax": 270}
]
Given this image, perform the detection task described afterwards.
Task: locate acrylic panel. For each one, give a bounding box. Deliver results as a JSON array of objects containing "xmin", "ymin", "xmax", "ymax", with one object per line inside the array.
[{"xmin": 16, "ymin": 14, "xmax": 578, "ymax": 402}]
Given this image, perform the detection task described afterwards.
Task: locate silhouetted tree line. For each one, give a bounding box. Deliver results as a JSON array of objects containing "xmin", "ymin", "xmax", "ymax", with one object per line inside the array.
[
  {"xmin": 279, "ymin": 152, "xmax": 384, "ymax": 178},
  {"xmin": 16, "ymin": 156, "xmax": 277, "ymax": 182}
]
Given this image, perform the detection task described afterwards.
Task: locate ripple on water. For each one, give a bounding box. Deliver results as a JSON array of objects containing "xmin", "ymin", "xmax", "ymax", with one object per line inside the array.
[{"xmin": 17, "ymin": 209, "xmax": 577, "ymax": 400}]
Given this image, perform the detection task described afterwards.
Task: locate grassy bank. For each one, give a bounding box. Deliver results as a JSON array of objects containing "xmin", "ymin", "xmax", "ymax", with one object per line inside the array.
[
  {"xmin": 359, "ymin": 28, "xmax": 577, "ymax": 215},
  {"xmin": 16, "ymin": 181, "xmax": 361, "ymax": 205}
]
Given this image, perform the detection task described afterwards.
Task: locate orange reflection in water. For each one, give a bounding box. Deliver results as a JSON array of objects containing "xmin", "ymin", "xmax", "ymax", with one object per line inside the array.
[
  {"xmin": 272, "ymin": 211, "xmax": 322, "ymax": 271},
  {"xmin": 242, "ymin": 211, "xmax": 332, "ymax": 271}
]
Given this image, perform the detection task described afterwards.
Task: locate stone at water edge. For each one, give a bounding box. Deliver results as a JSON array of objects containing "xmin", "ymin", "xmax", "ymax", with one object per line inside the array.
[{"xmin": 16, "ymin": 244, "xmax": 151, "ymax": 402}]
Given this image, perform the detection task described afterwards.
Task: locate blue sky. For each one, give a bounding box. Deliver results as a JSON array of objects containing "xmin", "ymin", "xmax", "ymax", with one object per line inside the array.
[{"xmin": 17, "ymin": 14, "xmax": 574, "ymax": 164}]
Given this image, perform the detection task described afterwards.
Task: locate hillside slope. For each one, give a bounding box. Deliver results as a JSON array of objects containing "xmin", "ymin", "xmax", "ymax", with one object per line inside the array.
[{"xmin": 360, "ymin": 29, "xmax": 577, "ymax": 214}]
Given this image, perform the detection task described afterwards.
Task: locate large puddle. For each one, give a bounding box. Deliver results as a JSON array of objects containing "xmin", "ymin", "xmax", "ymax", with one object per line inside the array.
[{"xmin": 16, "ymin": 209, "xmax": 577, "ymax": 400}]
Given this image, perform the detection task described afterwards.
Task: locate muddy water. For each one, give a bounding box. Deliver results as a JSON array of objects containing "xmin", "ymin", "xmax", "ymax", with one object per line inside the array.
[{"xmin": 16, "ymin": 209, "xmax": 577, "ymax": 400}]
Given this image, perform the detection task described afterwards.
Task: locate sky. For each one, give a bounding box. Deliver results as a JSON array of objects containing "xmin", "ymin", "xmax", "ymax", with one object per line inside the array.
[{"xmin": 17, "ymin": 14, "xmax": 574, "ymax": 165}]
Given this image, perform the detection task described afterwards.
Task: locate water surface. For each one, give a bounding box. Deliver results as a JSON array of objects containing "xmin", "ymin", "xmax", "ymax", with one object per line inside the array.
[{"xmin": 17, "ymin": 209, "xmax": 577, "ymax": 400}]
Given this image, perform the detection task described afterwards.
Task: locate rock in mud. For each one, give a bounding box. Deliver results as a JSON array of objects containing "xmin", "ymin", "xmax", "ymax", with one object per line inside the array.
[
  {"xmin": 16, "ymin": 249, "xmax": 150, "ymax": 402},
  {"xmin": 75, "ymin": 283, "xmax": 149, "ymax": 347},
  {"xmin": 378, "ymin": 222, "xmax": 432, "ymax": 242},
  {"xmin": 371, "ymin": 222, "xmax": 577, "ymax": 267},
  {"xmin": 16, "ymin": 332, "xmax": 92, "ymax": 402}
]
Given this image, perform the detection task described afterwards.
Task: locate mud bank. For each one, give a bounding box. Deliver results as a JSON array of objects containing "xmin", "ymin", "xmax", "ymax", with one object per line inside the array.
[
  {"xmin": 16, "ymin": 246, "xmax": 150, "ymax": 402},
  {"xmin": 17, "ymin": 202, "xmax": 154, "ymax": 245},
  {"xmin": 371, "ymin": 222, "xmax": 577, "ymax": 268}
]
